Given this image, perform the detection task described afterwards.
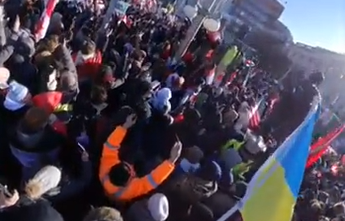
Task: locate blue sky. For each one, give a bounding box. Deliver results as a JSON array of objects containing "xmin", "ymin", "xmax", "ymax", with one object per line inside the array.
[{"xmin": 279, "ymin": 0, "xmax": 345, "ymax": 53}]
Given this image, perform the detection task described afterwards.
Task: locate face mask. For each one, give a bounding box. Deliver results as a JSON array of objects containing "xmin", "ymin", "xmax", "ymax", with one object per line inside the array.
[{"xmin": 179, "ymin": 158, "xmax": 200, "ymax": 173}]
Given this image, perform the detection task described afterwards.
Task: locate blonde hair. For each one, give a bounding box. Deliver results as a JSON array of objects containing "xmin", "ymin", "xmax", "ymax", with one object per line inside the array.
[
  {"xmin": 319, "ymin": 216, "xmax": 330, "ymax": 221},
  {"xmin": 83, "ymin": 207, "xmax": 123, "ymax": 221},
  {"xmin": 24, "ymin": 165, "xmax": 61, "ymax": 200},
  {"xmin": 46, "ymin": 35, "xmax": 60, "ymax": 53},
  {"xmin": 310, "ymin": 199, "xmax": 325, "ymax": 214},
  {"xmin": 333, "ymin": 202, "xmax": 345, "ymax": 215},
  {"xmin": 34, "ymin": 50, "xmax": 53, "ymax": 66}
]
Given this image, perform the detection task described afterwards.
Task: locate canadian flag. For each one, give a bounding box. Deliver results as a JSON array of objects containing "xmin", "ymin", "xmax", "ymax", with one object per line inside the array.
[
  {"xmin": 248, "ymin": 98, "xmax": 265, "ymax": 130},
  {"xmin": 35, "ymin": 0, "xmax": 60, "ymax": 41},
  {"xmin": 131, "ymin": 0, "xmax": 157, "ymax": 12},
  {"xmin": 213, "ymin": 72, "xmax": 225, "ymax": 87},
  {"xmin": 118, "ymin": 15, "xmax": 133, "ymax": 28}
]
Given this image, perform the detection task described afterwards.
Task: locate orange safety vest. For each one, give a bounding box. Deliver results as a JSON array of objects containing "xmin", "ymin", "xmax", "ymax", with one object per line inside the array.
[{"xmin": 99, "ymin": 126, "xmax": 175, "ymax": 202}]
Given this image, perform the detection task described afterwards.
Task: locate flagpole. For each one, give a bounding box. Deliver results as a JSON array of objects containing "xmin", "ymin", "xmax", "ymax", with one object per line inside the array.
[
  {"xmin": 99, "ymin": 0, "xmax": 118, "ymax": 34},
  {"xmin": 217, "ymin": 204, "xmax": 240, "ymax": 221},
  {"xmin": 174, "ymin": 0, "xmax": 228, "ymax": 61},
  {"xmin": 174, "ymin": 15, "xmax": 206, "ymax": 60}
]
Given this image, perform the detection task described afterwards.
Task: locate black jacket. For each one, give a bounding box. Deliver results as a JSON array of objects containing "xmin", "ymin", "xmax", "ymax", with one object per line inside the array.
[{"xmin": 0, "ymin": 198, "xmax": 63, "ymax": 221}]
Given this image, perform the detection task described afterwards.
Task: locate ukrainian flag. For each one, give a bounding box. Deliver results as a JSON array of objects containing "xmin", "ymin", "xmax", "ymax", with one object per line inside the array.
[{"xmin": 218, "ymin": 97, "xmax": 321, "ymax": 221}]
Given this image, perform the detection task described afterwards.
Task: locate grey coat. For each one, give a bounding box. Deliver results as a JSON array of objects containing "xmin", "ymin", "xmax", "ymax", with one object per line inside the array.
[
  {"xmin": 0, "ymin": 31, "xmax": 19, "ymax": 66},
  {"xmin": 53, "ymin": 45, "xmax": 79, "ymax": 93}
]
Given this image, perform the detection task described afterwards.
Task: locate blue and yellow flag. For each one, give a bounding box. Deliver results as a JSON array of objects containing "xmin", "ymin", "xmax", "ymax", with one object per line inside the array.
[{"xmin": 218, "ymin": 97, "xmax": 321, "ymax": 221}]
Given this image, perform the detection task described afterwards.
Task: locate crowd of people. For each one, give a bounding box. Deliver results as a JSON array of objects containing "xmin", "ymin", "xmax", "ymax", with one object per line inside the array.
[
  {"xmin": 295, "ymin": 149, "xmax": 345, "ymax": 221},
  {"xmin": 0, "ymin": 0, "xmax": 331, "ymax": 221}
]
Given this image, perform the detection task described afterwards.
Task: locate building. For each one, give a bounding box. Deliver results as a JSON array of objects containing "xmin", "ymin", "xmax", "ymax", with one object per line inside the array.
[
  {"xmin": 287, "ymin": 43, "xmax": 345, "ymax": 75},
  {"xmin": 222, "ymin": 0, "xmax": 290, "ymax": 45},
  {"xmin": 255, "ymin": 20, "xmax": 293, "ymax": 43},
  {"xmin": 287, "ymin": 43, "xmax": 345, "ymax": 111},
  {"xmin": 228, "ymin": 0, "xmax": 285, "ymax": 29}
]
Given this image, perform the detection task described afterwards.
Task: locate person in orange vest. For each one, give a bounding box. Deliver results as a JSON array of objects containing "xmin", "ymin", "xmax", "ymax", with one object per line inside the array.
[{"xmin": 99, "ymin": 108, "xmax": 182, "ymax": 202}]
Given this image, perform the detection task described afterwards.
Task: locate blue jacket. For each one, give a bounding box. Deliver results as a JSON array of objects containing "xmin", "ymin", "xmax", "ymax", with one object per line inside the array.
[{"xmin": 9, "ymin": 125, "xmax": 65, "ymax": 181}]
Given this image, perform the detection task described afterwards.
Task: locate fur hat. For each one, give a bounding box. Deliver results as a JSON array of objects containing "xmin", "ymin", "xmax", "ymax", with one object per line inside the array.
[
  {"xmin": 147, "ymin": 193, "xmax": 169, "ymax": 221},
  {"xmin": 25, "ymin": 165, "xmax": 61, "ymax": 199}
]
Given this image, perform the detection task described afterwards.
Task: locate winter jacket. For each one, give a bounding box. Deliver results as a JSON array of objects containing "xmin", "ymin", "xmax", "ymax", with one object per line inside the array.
[
  {"xmin": 0, "ymin": 198, "xmax": 63, "ymax": 221},
  {"xmin": 48, "ymin": 160, "xmax": 92, "ymax": 203},
  {"xmin": 0, "ymin": 31, "xmax": 19, "ymax": 66},
  {"xmin": 126, "ymin": 199, "xmax": 156, "ymax": 221},
  {"xmin": 53, "ymin": 45, "xmax": 78, "ymax": 93},
  {"xmin": 8, "ymin": 124, "xmax": 65, "ymax": 182},
  {"xmin": 72, "ymin": 50, "xmax": 102, "ymax": 81}
]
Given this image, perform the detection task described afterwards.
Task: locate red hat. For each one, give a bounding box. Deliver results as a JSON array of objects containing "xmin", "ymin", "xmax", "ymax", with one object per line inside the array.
[{"xmin": 32, "ymin": 92, "xmax": 63, "ymax": 114}]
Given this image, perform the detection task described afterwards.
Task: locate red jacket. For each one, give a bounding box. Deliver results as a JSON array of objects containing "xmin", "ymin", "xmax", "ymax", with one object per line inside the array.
[
  {"xmin": 182, "ymin": 51, "xmax": 193, "ymax": 64},
  {"xmin": 72, "ymin": 51, "xmax": 102, "ymax": 80},
  {"xmin": 161, "ymin": 48, "xmax": 172, "ymax": 60}
]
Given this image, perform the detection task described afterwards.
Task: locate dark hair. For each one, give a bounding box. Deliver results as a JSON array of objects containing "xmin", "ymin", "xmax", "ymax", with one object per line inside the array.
[
  {"xmin": 81, "ymin": 40, "xmax": 96, "ymax": 55},
  {"xmin": 91, "ymin": 85, "xmax": 108, "ymax": 105},
  {"xmin": 97, "ymin": 65, "xmax": 114, "ymax": 83},
  {"xmin": 21, "ymin": 107, "xmax": 49, "ymax": 134},
  {"xmin": 111, "ymin": 106, "xmax": 135, "ymax": 126},
  {"xmin": 131, "ymin": 50, "xmax": 142, "ymax": 61},
  {"xmin": 108, "ymin": 163, "xmax": 130, "ymax": 186},
  {"xmin": 135, "ymin": 80, "xmax": 152, "ymax": 97}
]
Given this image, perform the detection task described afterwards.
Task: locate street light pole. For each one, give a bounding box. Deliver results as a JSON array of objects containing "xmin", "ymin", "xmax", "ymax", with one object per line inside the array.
[
  {"xmin": 174, "ymin": 15, "xmax": 205, "ymax": 60},
  {"xmin": 174, "ymin": 0, "xmax": 226, "ymax": 61}
]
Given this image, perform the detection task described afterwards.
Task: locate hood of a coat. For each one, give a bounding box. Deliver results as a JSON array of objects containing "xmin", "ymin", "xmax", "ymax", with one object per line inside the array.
[
  {"xmin": 127, "ymin": 200, "xmax": 155, "ymax": 221},
  {"xmin": 9, "ymin": 125, "xmax": 61, "ymax": 171}
]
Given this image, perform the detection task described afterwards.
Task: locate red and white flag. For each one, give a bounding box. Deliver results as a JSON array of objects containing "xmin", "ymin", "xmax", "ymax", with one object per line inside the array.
[
  {"xmin": 114, "ymin": 1, "xmax": 132, "ymax": 27},
  {"xmin": 35, "ymin": 0, "xmax": 60, "ymax": 41},
  {"xmin": 248, "ymin": 98, "xmax": 264, "ymax": 130},
  {"xmin": 131, "ymin": 0, "xmax": 157, "ymax": 12},
  {"xmin": 118, "ymin": 15, "xmax": 133, "ymax": 28}
]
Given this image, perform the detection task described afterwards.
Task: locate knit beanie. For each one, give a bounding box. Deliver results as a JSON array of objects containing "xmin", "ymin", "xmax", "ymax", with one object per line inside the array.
[
  {"xmin": 151, "ymin": 87, "xmax": 172, "ymax": 113},
  {"xmin": 48, "ymin": 12, "xmax": 63, "ymax": 33},
  {"xmin": 4, "ymin": 81, "xmax": 29, "ymax": 111},
  {"xmin": 183, "ymin": 108, "xmax": 201, "ymax": 124},
  {"xmin": 147, "ymin": 193, "xmax": 169, "ymax": 221},
  {"xmin": 32, "ymin": 92, "xmax": 63, "ymax": 114},
  {"xmin": 196, "ymin": 161, "xmax": 222, "ymax": 182},
  {"xmin": 25, "ymin": 165, "xmax": 62, "ymax": 200}
]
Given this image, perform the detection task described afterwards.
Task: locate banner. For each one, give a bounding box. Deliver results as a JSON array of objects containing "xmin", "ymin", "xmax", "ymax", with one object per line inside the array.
[
  {"xmin": 218, "ymin": 96, "xmax": 321, "ymax": 221},
  {"xmin": 306, "ymin": 124, "xmax": 345, "ymax": 168},
  {"xmin": 114, "ymin": 1, "xmax": 131, "ymax": 16}
]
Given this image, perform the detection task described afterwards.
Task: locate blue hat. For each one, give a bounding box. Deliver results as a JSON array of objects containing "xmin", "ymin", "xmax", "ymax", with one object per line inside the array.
[
  {"xmin": 4, "ymin": 81, "xmax": 29, "ymax": 111},
  {"xmin": 196, "ymin": 161, "xmax": 222, "ymax": 181}
]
